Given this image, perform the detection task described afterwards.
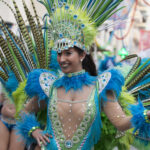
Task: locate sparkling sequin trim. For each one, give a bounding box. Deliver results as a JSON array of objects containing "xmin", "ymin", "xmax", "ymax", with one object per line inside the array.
[
  {"xmin": 39, "ymin": 72, "xmax": 57, "ymax": 97},
  {"xmin": 98, "ymin": 72, "xmax": 111, "ymax": 94}
]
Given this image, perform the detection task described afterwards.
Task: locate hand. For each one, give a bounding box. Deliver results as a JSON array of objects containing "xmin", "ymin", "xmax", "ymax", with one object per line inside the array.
[{"xmin": 32, "ymin": 129, "xmax": 52, "ymax": 147}]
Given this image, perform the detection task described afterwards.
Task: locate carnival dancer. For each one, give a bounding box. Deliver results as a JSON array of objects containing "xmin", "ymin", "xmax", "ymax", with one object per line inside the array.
[
  {"xmin": 0, "ymin": 0, "xmax": 150, "ymax": 150},
  {"xmin": 0, "ymin": 82, "xmax": 25, "ymax": 150}
]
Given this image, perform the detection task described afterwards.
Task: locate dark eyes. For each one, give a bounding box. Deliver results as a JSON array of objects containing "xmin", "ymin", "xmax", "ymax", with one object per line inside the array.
[
  {"xmin": 65, "ymin": 51, "xmax": 72, "ymax": 55},
  {"xmin": 57, "ymin": 51, "xmax": 72, "ymax": 56}
]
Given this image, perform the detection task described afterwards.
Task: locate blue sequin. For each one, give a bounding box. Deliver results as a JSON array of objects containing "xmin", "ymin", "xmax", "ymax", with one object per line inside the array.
[
  {"xmin": 65, "ymin": 5, "xmax": 69, "ymax": 10},
  {"xmin": 81, "ymin": 24, "xmax": 85, "ymax": 28},
  {"xmin": 59, "ymin": 33, "xmax": 63, "ymax": 38},
  {"xmin": 74, "ymin": 41, "xmax": 77, "ymax": 45},
  {"xmin": 65, "ymin": 140, "xmax": 73, "ymax": 148},
  {"xmin": 51, "ymin": 8, "xmax": 55, "ymax": 12},
  {"xmin": 73, "ymin": 15, "xmax": 78, "ymax": 19}
]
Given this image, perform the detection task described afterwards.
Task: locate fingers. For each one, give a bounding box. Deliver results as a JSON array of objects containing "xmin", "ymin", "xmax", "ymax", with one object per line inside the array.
[
  {"xmin": 37, "ymin": 136, "xmax": 47, "ymax": 147},
  {"xmin": 37, "ymin": 137, "xmax": 42, "ymax": 147},
  {"xmin": 43, "ymin": 134, "xmax": 50, "ymax": 143},
  {"xmin": 39, "ymin": 136, "xmax": 47, "ymax": 146},
  {"xmin": 45, "ymin": 133, "xmax": 52, "ymax": 138},
  {"xmin": 36, "ymin": 133, "xmax": 52, "ymax": 147}
]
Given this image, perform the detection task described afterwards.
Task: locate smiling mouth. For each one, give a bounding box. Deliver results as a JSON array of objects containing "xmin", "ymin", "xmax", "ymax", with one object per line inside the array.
[{"xmin": 60, "ymin": 63, "xmax": 70, "ymax": 69}]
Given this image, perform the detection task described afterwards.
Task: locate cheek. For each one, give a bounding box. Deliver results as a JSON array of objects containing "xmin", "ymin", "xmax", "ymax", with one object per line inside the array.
[
  {"xmin": 70, "ymin": 53, "xmax": 80, "ymax": 62},
  {"xmin": 57, "ymin": 56, "xmax": 60, "ymax": 63}
]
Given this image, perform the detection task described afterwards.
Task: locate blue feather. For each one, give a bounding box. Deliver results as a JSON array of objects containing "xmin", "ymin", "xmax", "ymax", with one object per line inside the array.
[
  {"xmin": 49, "ymin": 50, "xmax": 60, "ymax": 72},
  {"xmin": 128, "ymin": 100, "xmax": 150, "ymax": 144},
  {"xmin": 53, "ymin": 72, "xmax": 97, "ymax": 92},
  {"xmin": 98, "ymin": 56, "xmax": 117, "ymax": 73},
  {"xmin": 5, "ymin": 72, "xmax": 18, "ymax": 95},
  {"xmin": 15, "ymin": 113, "xmax": 40, "ymax": 146}
]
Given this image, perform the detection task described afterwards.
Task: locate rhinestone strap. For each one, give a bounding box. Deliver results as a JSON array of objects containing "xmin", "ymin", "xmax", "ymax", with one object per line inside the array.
[{"xmin": 65, "ymin": 70, "xmax": 85, "ymax": 77}]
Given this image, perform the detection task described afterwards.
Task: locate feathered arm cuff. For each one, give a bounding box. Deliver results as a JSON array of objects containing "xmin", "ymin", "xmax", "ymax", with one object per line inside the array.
[
  {"xmin": 129, "ymin": 100, "xmax": 150, "ymax": 143},
  {"xmin": 98, "ymin": 69, "xmax": 124, "ymax": 102},
  {"xmin": 15, "ymin": 113, "xmax": 40, "ymax": 146}
]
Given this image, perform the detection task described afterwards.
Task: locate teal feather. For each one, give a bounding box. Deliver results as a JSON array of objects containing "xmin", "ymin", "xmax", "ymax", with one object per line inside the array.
[{"xmin": 5, "ymin": 72, "xmax": 18, "ymax": 95}]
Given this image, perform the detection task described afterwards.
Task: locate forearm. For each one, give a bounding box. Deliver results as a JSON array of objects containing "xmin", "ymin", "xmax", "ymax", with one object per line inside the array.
[
  {"xmin": 104, "ymin": 100, "xmax": 150, "ymax": 142},
  {"xmin": 103, "ymin": 101, "xmax": 132, "ymax": 131},
  {"xmin": 110, "ymin": 115, "xmax": 132, "ymax": 131}
]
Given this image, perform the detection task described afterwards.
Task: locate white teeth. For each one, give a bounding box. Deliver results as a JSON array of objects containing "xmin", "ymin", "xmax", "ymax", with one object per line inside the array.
[{"xmin": 61, "ymin": 64, "xmax": 69, "ymax": 68}]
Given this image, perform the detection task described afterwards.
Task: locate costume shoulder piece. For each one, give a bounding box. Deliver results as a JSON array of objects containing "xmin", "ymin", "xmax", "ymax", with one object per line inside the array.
[
  {"xmin": 97, "ymin": 69, "xmax": 124, "ymax": 102},
  {"xmin": 39, "ymin": 72, "xmax": 57, "ymax": 97},
  {"xmin": 25, "ymin": 69, "xmax": 58, "ymax": 101}
]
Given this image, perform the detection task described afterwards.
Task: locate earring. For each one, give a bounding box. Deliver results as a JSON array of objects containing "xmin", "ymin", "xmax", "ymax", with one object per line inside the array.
[{"xmin": 80, "ymin": 59, "xmax": 83, "ymax": 62}]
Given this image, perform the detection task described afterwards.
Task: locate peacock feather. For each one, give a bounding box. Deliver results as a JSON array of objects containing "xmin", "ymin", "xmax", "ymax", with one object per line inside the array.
[
  {"xmin": 0, "ymin": 70, "xmax": 8, "ymax": 81},
  {"xmin": 127, "ymin": 65, "xmax": 150, "ymax": 90},
  {"xmin": 121, "ymin": 54, "xmax": 141, "ymax": 81},
  {"xmin": 0, "ymin": 34, "xmax": 22, "ymax": 81},
  {"xmin": 12, "ymin": 0, "xmax": 37, "ymax": 69},
  {"xmin": 30, "ymin": 0, "xmax": 46, "ymax": 68},
  {"xmin": 0, "ymin": 17, "xmax": 32, "ymax": 72}
]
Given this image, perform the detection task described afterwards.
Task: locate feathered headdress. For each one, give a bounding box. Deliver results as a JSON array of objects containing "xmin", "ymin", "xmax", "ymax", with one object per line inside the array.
[{"xmin": 42, "ymin": 0, "xmax": 124, "ymax": 53}]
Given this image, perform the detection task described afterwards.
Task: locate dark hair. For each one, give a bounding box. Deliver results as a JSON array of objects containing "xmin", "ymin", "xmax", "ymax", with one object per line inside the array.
[{"xmin": 74, "ymin": 46, "xmax": 97, "ymax": 76}]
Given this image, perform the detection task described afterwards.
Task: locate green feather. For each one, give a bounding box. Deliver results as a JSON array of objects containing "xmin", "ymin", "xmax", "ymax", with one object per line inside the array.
[
  {"xmin": 7, "ymin": 41, "xmax": 26, "ymax": 80},
  {"xmin": 44, "ymin": 19, "xmax": 49, "ymax": 69},
  {"xmin": 12, "ymin": 80, "xmax": 27, "ymax": 118},
  {"xmin": 12, "ymin": 0, "xmax": 36, "ymax": 69},
  {"xmin": 125, "ymin": 58, "xmax": 150, "ymax": 86}
]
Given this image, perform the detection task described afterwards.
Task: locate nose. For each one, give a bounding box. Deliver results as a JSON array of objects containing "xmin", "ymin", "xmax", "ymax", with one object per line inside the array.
[{"xmin": 59, "ymin": 54, "xmax": 66, "ymax": 62}]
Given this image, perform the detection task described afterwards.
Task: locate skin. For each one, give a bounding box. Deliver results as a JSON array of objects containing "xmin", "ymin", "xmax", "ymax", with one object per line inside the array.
[
  {"xmin": 0, "ymin": 93, "xmax": 25, "ymax": 150},
  {"xmin": 57, "ymin": 48, "xmax": 86, "ymax": 74}
]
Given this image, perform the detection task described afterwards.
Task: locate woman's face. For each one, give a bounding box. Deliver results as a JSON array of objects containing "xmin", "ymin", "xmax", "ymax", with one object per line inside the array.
[{"xmin": 57, "ymin": 48, "xmax": 85, "ymax": 74}]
